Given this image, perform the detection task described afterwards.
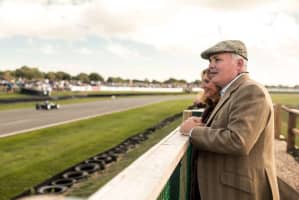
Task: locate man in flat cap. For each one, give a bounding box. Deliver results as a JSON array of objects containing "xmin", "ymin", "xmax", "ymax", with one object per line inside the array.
[{"xmin": 180, "ymin": 40, "xmax": 280, "ymax": 200}]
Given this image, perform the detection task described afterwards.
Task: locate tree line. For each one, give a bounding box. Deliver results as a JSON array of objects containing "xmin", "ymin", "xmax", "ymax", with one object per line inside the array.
[{"xmin": 0, "ymin": 66, "xmax": 200, "ymax": 85}]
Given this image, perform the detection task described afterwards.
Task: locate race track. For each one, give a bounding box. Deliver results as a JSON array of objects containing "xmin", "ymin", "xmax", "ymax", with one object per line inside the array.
[{"xmin": 0, "ymin": 95, "xmax": 190, "ymax": 138}]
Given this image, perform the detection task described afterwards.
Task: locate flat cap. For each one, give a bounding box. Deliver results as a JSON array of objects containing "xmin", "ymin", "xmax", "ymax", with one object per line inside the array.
[{"xmin": 201, "ymin": 40, "xmax": 248, "ymax": 60}]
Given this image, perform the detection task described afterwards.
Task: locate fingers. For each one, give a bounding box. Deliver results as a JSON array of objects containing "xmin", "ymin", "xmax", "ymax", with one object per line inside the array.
[
  {"xmin": 180, "ymin": 117, "xmax": 204, "ymax": 136},
  {"xmin": 192, "ymin": 117, "xmax": 202, "ymax": 123}
]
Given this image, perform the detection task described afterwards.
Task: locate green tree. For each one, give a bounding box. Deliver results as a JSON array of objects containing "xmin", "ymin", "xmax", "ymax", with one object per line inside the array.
[
  {"xmin": 45, "ymin": 72, "xmax": 56, "ymax": 81},
  {"xmin": 133, "ymin": 79, "xmax": 144, "ymax": 84},
  {"xmin": 192, "ymin": 80, "xmax": 201, "ymax": 85},
  {"xmin": 177, "ymin": 79, "xmax": 187, "ymax": 84},
  {"xmin": 15, "ymin": 66, "xmax": 43, "ymax": 80},
  {"xmin": 89, "ymin": 72, "xmax": 104, "ymax": 82},
  {"xmin": 107, "ymin": 76, "xmax": 125, "ymax": 83},
  {"xmin": 56, "ymin": 71, "xmax": 71, "ymax": 81},
  {"xmin": 0, "ymin": 71, "xmax": 14, "ymax": 81},
  {"xmin": 152, "ymin": 80, "xmax": 161, "ymax": 84},
  {"xmin": 163, "ymin": 78, "xmax": 187, "ymax": 85},
  {"xmin": 163, "ymin": 78, "xmax": 177, "ymax": 84},
  {"xmin": 76, "ymin": 73, "xmax": 89, "ymax": 83}
]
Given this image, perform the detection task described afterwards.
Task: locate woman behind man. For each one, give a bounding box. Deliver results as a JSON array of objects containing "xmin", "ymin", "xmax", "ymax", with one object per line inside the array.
[
  {"xmin": 193, "ymin": 68, "xmax": 221, "ymax": 123},
  {"xmin": 190, "ymin": 68, "xmax": 221, "ymax": 200}
]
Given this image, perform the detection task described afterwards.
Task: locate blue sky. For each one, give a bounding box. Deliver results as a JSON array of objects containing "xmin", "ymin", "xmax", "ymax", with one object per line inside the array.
[{"xmin": 0, "ymin": 0, "xmax": 299, "ymax": 85}]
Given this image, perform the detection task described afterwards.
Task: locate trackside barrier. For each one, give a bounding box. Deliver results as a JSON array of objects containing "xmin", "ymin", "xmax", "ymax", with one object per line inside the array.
[
  {"xmin": 267, "ymin": 104, "xmax": 299, "ymax": 199},
  {"xmin": 88, "ymin": 109, "xmax": 203, "ymax": 200},
  {"xmin": 274, "ymin": 104, "xmax": 299, "ymax": 152},
  {"xmin": 88, "ymin": 127, "xmax": 190, "ymax": 200}
]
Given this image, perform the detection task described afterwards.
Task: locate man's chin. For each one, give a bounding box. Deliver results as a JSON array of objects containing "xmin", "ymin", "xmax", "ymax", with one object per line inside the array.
[
  {"xmin": 211, "ymin": 79, "xmax": 221, "ymax": 87},
  {"xmin": 210, "ymin": 76, "xmax": 218, "ymax": 83}
]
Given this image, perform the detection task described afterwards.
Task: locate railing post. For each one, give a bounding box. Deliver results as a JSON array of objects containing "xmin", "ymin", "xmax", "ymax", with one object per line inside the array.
[
  {"xmin": 274, "ymin": 104, "xmax": 281, "ymax": 139},
  {"xmin": 287, "ymin": 112, "xmax": 296, "ymax": 152},
  {"xmin": 183, "ymin": 110, "xmax": 192, "ymax": 121}
]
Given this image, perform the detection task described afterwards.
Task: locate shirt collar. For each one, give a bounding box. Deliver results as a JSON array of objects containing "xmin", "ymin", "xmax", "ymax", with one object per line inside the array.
[{"xmin": 220, "ymin": 73, "xmax": 246, "ymax": 96}]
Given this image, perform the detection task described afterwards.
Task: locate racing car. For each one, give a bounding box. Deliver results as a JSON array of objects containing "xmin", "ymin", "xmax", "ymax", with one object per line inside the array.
[{"xmin": 36, "ymin": 101, "xmax": 60, "ymax": 110}]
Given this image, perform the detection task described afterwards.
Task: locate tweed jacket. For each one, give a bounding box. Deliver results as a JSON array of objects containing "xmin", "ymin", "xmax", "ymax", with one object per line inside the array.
[{"xmin": 190, "ymin": 74, "xmax": 280, "ymax": 200}]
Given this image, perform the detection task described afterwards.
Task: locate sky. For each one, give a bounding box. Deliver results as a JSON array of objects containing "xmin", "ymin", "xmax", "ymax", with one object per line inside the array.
[{"xmin": 0, "ymin": 0, "xmax": 299, "ymax": 86}]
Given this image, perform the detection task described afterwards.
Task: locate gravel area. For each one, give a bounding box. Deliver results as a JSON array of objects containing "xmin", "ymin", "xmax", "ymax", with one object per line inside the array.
[{"xmin": 275, "ymin": 139, "xmax": 299, "ymax": 193}]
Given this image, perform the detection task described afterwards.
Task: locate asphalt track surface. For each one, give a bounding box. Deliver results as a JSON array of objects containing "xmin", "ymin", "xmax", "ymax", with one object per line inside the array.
[{"xmin": 0, "ymin": 95, "xmax": 190, "ymax": 138}]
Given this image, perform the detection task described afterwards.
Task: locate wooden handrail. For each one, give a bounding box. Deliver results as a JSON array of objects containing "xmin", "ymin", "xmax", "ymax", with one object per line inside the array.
[
  {"xmin": 274, "ymin": 104, "xmax": 298, "ymax": 152},
  {"xmin": 281, "ymin": 105, "xmax": 299, "ymax": 115},
  {"xmin": 292, "ymin": 128, "xmax": 299, "ymax": 136}
]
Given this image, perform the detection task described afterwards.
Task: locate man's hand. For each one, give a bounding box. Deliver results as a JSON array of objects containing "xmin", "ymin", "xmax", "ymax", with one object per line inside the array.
[{"xmin": 180, "ymin": 117, "xmax": 203, "ymax": 136}]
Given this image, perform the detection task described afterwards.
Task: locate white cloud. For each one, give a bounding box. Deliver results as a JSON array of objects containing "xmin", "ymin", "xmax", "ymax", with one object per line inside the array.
[
  {"xmin": 1, "ymin": 0, "xmax": 295, "ymax": 52},
  {"xmin": 179, "ymin": 0, "xmax": 274, "ymax": 10},
  {"xmin": 77, "ymin": 47, "xmax": 93, "ymax": 55},
  {"xmin": 106, "ymin": 44, "xmax": 141, "ymax": 59},
  {"xmin": 40, "ymin": 44, "xmax": 58, "ymax": 54},
  {"xmin": 0, "ymin": 0, "xmax": 299, "ymax": 85},
  {"xmin": 0, "ymin": 0, "xmax": 177, "ymax": 39}
]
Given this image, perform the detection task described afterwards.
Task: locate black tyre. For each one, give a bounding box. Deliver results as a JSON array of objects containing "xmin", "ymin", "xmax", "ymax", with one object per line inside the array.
[
  {"xmin": 62, "ymin": 170, "xmax": 88, "ymax": 180},
  {"xmin": 75, "ymin": 163, "xmax": 100, "ymax": 174},
  {"xmin": 51, "ymin": 178, "xmax": 76, "ymax": 187},
  {"xmin": 37, "ymin": 185, "xmax": 67, "ymax": 194}
]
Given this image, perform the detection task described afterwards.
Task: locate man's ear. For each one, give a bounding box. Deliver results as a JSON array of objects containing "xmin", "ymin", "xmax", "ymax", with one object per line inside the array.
[{"xmin": 236, "ymin": 58, "xmax": 244, "ymax": 72}]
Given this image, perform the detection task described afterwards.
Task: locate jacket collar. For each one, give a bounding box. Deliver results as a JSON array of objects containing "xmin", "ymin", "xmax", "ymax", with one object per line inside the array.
[{"xmin": 206, "ymin": 74, "xmax": 250, "ymax": 126}]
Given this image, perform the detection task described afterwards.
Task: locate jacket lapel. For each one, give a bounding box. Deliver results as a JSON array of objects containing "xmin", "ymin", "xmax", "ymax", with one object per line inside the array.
[{"xmin": 206, "ymin": 74, "xmax": 249, "ymax": 126}]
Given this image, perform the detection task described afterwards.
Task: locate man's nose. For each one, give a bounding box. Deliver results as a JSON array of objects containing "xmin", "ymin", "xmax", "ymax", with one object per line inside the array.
[{"xmin": 209, "ymin": 62, "xmax": 214, "ymax": 69}]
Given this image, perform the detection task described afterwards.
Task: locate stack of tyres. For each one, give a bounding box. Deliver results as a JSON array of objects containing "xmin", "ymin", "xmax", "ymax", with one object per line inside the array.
[
  {"xmin": 62, "ymin": 170, "xmax": 88, "ymax": 180},
  {"xmin": 75, "ymin": 163, "xmax": 100, "ymax": 174},
  {"xmin": 37, "ymin": 185, "xmax": 68, "ymax": 195}
]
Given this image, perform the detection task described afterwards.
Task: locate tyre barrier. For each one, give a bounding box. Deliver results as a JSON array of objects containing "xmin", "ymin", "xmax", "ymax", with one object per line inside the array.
[
  {"xmin": 119, "ymin": 143, "xmax": 128, "ymax": 150},
  {"xmin": 93, "ymin": 152, "xmax": 117, "ymax": 164},
  {"xmin": 75, "ymin": 163, "xmax": 100, "ymax": 174},
  {"xmin": 51, "ymin": 178, "xmax": 76, "ymax": 187},
  {"xmin": 138, "ymin": 133, "xmax": 148, "ymax": 141},
  {"xmin": 129, "ymin": 134, "xmax": 148, "ymax": 144},
  {"xmin": 108, "ymin": 152, "xmax": 118, "ymax": 162},
  {"xmin": 85, "ymin": 159, "xmax": 106, "ymax": 170},
  {"xmin": 145, "ymin": 127, "xmax": 156, "ymax": 132},
  {"xmin": 113, "ymin": 146, "xmax": 126, "ymax": 154},
  {"xmin": 13, "ymin": 109, "xmax": 184, "ymax": 199},
  {"xmin": 105, "ymin": 155, "xmax": 113, "ymax": 164},
  {"xmin": 93, "ymin": 155, "xmax": 109, "ymax": 165},
  {"xmin": 129, "ymin": 137, "xmax": 141, "ymax": 145},
  {"xmin": 37, "ymin": 185, "xmax": 68, "ymax": 194},
  {"xmin": 62, "ymin": 170, "xmax": 88, "ymax": 180},
  {"xmin": 112, "ymin": 144, "xmax": 128, "ymax": 153},
  {"xmin": 122, "ymin": 140, "xmax": 136, "ymax": 149}
]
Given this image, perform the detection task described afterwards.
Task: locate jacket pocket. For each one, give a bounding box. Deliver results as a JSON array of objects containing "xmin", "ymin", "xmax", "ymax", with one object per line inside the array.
[{"xmin": 220, "ymin": 172, "xmax": 254, "ymax": 194}]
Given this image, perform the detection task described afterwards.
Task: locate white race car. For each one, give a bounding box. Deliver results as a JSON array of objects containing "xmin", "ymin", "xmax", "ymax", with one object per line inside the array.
[{"xmin": 36, "ymin": 101, "xmax": 60, "ymax": 110}]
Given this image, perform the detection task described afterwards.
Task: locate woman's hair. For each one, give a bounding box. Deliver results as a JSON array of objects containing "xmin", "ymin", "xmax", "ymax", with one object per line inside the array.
[
  {"xmin": 197, "ymin": 68, "xmax": 220, "ymax": 104},
  {"xmin": 198, "ymin": 69, "xmax": 209, "ymax": 104},
  {"xmin": 201, "ymin": 68, "xmax": 209, "ymax": 79}
]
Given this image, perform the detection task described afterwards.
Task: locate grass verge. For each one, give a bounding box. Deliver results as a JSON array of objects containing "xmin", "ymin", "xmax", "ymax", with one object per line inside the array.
[
  {"xmin": 0, "ymin": 92, "xmax": 32, "ymax": 99},
  {"xmin": 0, "ymin": 98, "xmax": 191, "ymax": 200},
  {"xmin": 0, "ymin": 94, "xmax": 193, "ymax": 111},
  {"xmin": 0, "ymin": 96, "xmax": 111, "ymax": 111},
  {"xmin": 270, "ymin": 93, "xmax": 299, "ymax": 145},
  {"xmin": 271, "ymin": 93, "xmax": 299, "ymax": 106},
  {"xmin": 0, "ymin": 90, "xmax": 187, "ymax": 100},
  {"xmin": 66, "ymin": 117, "xmax": 182, "ymax": 197}
]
